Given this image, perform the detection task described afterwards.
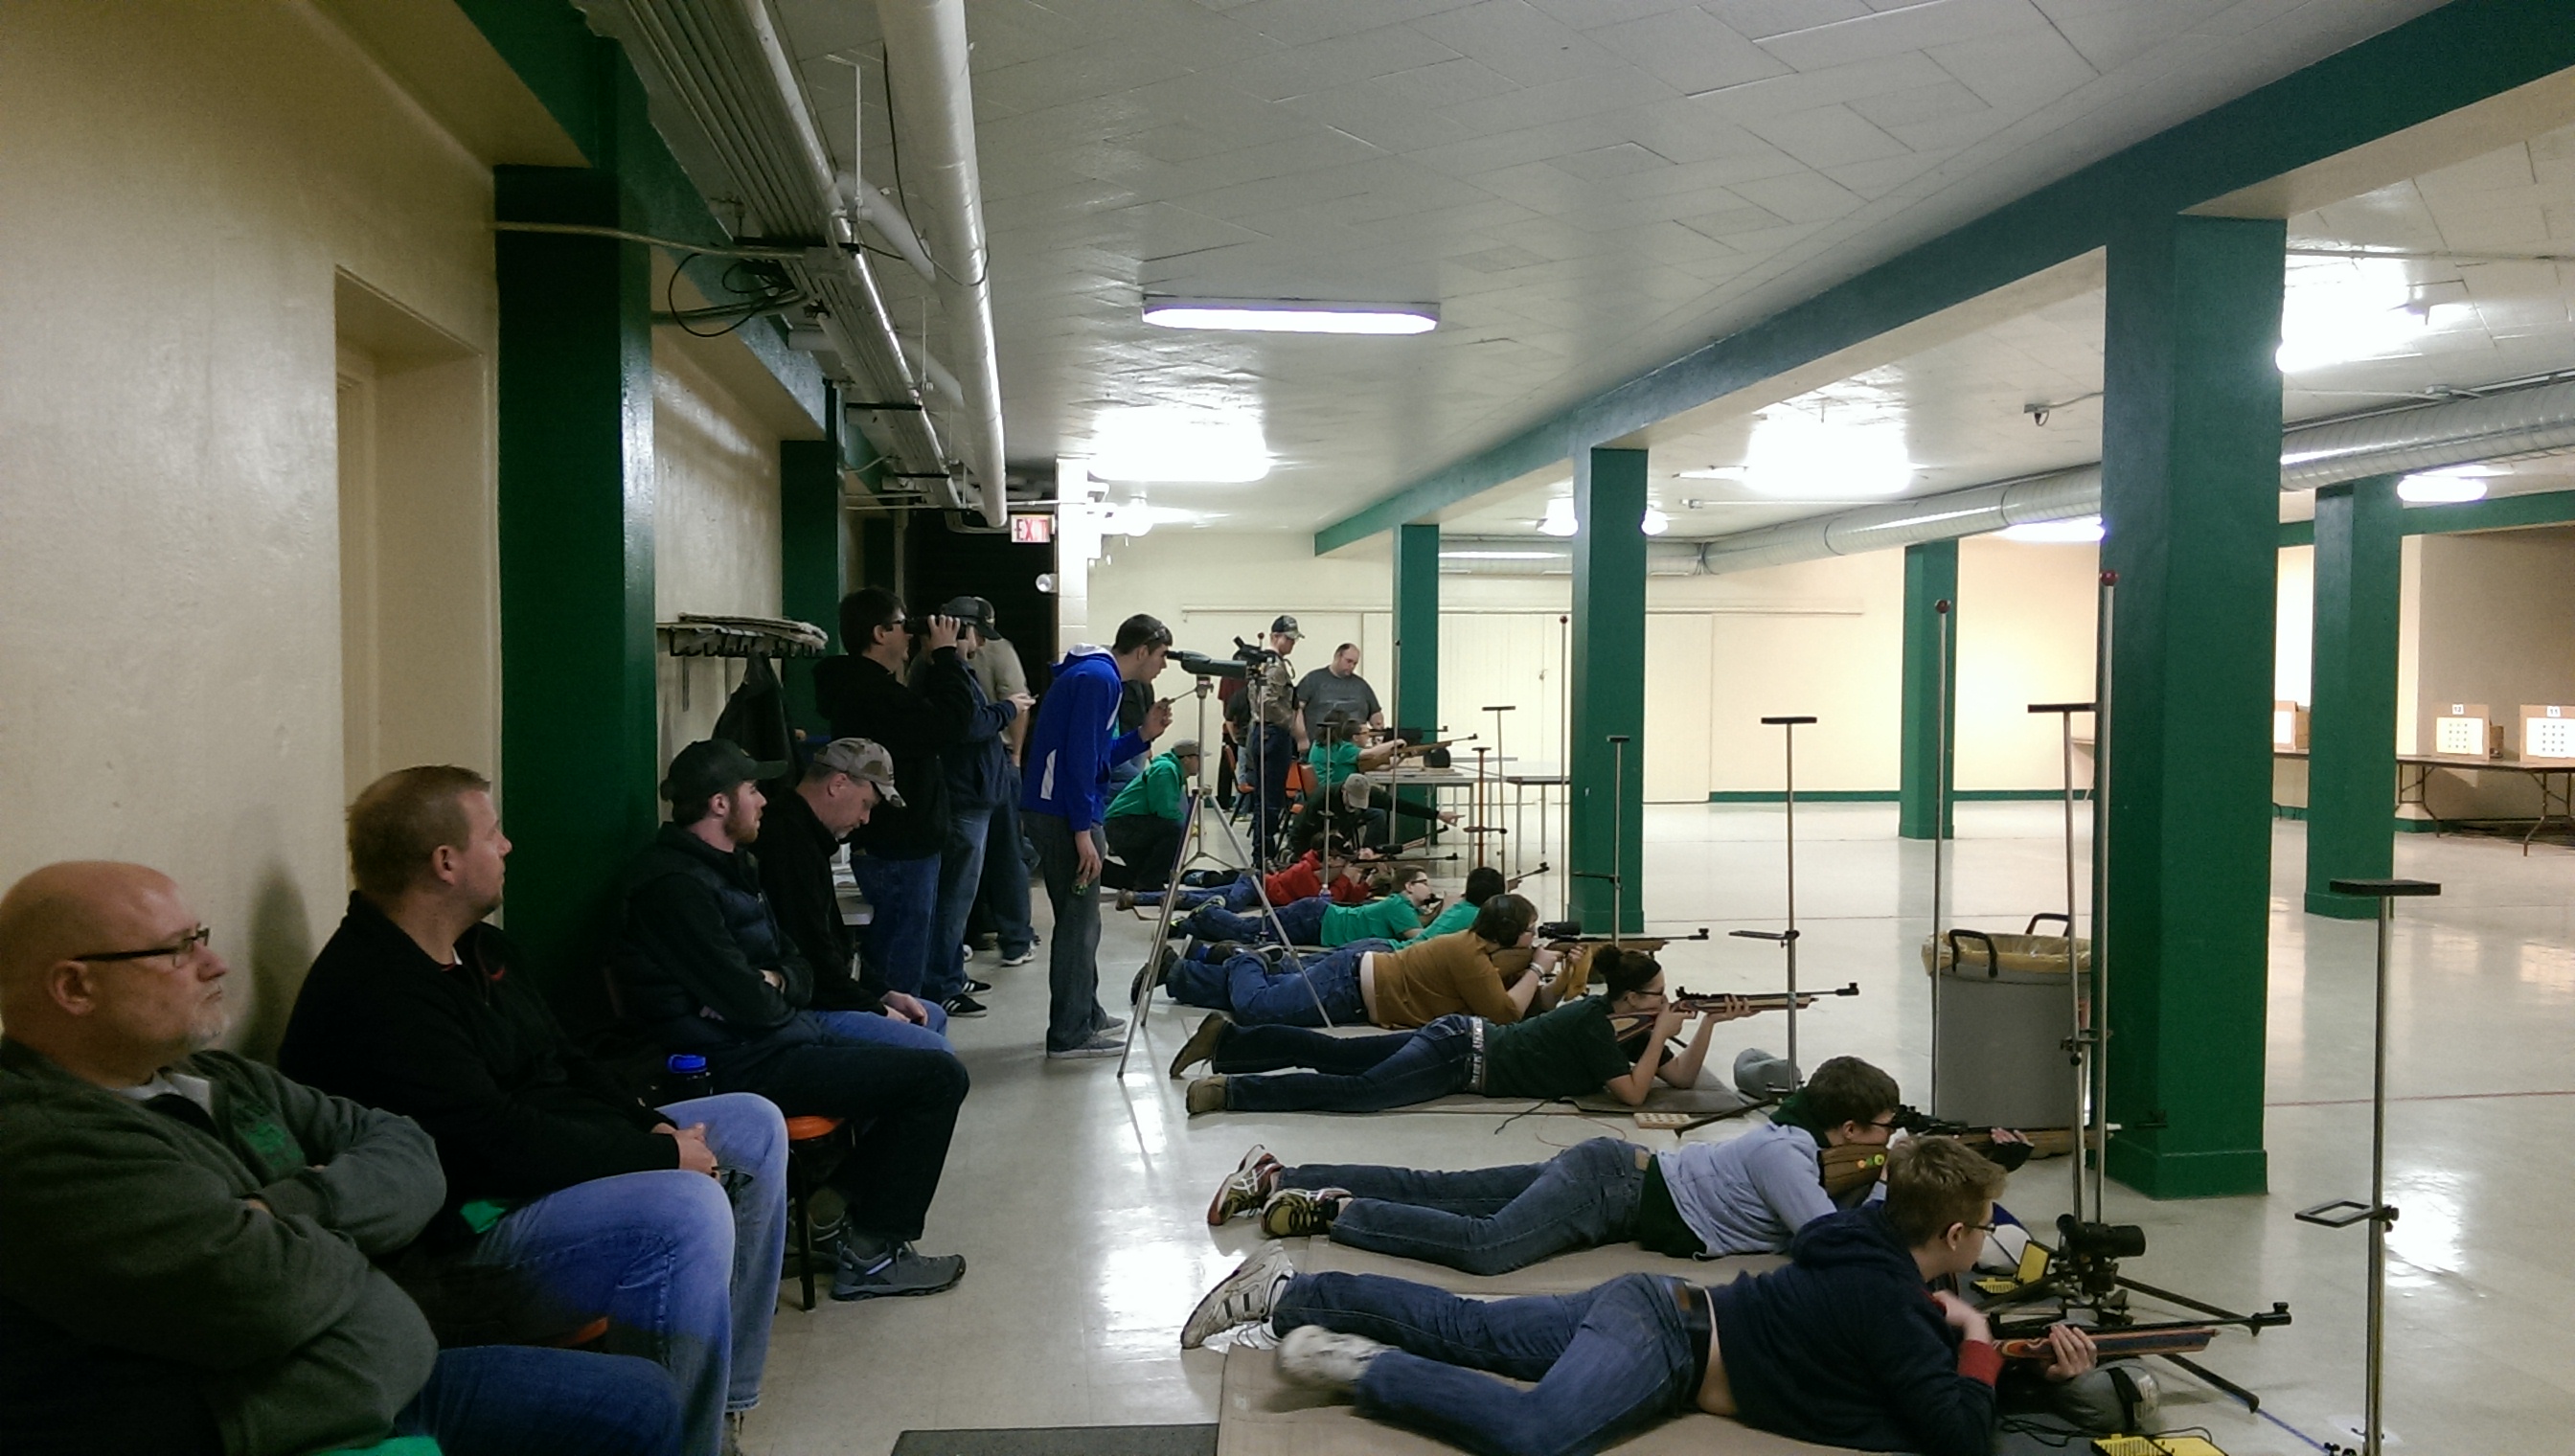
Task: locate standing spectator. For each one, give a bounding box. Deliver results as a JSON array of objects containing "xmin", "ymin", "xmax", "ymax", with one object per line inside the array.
[
  {"xmin": 1022, "ymin": 614, "xmax": 1174, "ymax": 1058},
  {"xmin": 1293, "ymin": 642, "xmax": 1384, "ymax": 742},
  {"xmin": 811, "ymin": 589, "xmax": 976, "ymax": 1001},
  {"xmin": 915, "ymin": 596, "xmax": 1034, "ymax": 1017},
  {"xmin": 1245, "ymin": 616, "xmax": 1306, "ymax": 857},
  {"xmin": 1104, "ymin": 739, "xmax": 1199, "ymax": 891},
  {"xmin": 968, "ymin": 625, "xmax": 1038, "ymax": 967}
]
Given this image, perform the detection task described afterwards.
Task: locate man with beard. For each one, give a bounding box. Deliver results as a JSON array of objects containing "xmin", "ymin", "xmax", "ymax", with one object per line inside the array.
[
  {"xmin": 281, "ymin": 765, "xmax": 789, "ymax": 1455},
  {"xmin": 611, "ymin": 739, "xmax": 971, "ymax": 1301},
  {"xmin": 0, "ymin": 860, "xmax": 678, "ymax": 1456}
]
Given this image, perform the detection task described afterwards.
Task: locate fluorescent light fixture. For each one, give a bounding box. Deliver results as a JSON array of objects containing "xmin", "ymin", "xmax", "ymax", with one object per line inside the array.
[
  {"xmin": 1641, "ymin": 508, "xmax": 1670, "ymax": 535},
  {"xmin": 1730, "ymin": 406, "xmax": 1915, "ymax": 498},
  {"xmin": 1442, "ymin": 550, "xmax": 1565, "ymax": 560},
  {"xmin": 2398, "ymin": 470, "xmax": 2489, "ymax": 504},
  {"xmin": 1142, "ymin": 297, "xmax": 1438, "ymax": 335},
  {"xmin": 1998, "ymin": 515, "xmax": 2106, "ymax": 544},
  {"xmin": 1089, "ymin": 406, "xmax": 1271, "ymax": 484},
  {"xmin": 2276, "ymin": 256, "xmax": 2430, "ymax": 373},
  {"xmin": 1537, "ymin": 498, "xmax": 1578, "ymax": 536}
]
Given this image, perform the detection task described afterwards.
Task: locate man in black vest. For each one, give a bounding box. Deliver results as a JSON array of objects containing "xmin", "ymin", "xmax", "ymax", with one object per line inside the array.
[{"xmin": 612, "ymin": 739, "xmax": 969, "ymax": 1301}]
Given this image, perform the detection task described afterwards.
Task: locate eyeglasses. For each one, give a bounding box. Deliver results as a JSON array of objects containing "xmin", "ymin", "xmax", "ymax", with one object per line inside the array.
[
  {"xmin": 1866, "ymin": 1115, "xmax": 1900, "ymax": 1129},
  {"xmin": 1961, "ymin": 1221, "xmax": 1998, "ymax": 1235},
  {"xmin": 75, "ymin": 925, "xmax": 214, "ymax": 965}
]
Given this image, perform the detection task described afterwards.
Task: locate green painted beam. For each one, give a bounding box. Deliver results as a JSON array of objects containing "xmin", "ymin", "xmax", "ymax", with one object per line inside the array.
[
  {"xmin": 780, "ymin": 439, "xmax": 842, "ymax": 737},
  {"xmin": 1898, "ymin": 540, "xmax": 1959, "ymax": 840},
  {"xmin": 1569, "ymin": 448, "xmax": 1648, "ymax": 934},
  {"xmin": 2304, "ymin": 476, "xmax": 2404, "ymax": 921},
  {"xmin": 454, "ymin": 0, "xmax": 828, "ymax": 435},
  {"xmin": 495, "ymin": 155, "xmax": 658, "ymax": 993},
  {"xmin": 2282, "ymin": 487, "xmax": 2575, "ymax": 548},
  {"xmin": 2100, "ymin": 215, "xmax": 2285, "ymax": 1201},
  {"xmin": 1315, "ymin": 0, "xmax": 2575, "ymax": 555}
]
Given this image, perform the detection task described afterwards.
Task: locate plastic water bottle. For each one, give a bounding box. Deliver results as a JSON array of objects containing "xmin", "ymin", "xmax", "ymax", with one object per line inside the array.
[{"xmin": 663, "ymin": 1053, "xmax": 714, "ymax": 1103}]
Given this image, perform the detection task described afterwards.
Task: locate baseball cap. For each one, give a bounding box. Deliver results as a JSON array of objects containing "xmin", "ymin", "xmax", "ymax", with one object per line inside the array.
[
  {"xmin": 937, "ymin": 596, "xmax": 997, "ymax": 636},
  {"xmin": 809, "ymin": 737, "xmax": 905, "ymax": 806},
  {"xmin": 1169, "ymin": 739, "xmax": 1201, "ymax": 760},
  {"xmin": 1341, "ymin": 770, "xmax": 1373, "ymax": 808},
  {"xmin": 1271, "ymin": 614, "xmax": 1302, "ymax": 640},
  {"xmin": 662, "ymin": 739, "xmax": 763, "ymax": 805}
]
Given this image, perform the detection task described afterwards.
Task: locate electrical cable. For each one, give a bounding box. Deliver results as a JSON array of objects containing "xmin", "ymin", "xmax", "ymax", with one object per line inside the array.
[
  {"xmin": 664, "ymin": 253, "xmax": 804, "ymax": 339},
  {"xmin": 492, "ymin": 220, "xmax": 809, "ymax": 258},
  {"xmin": 874, "ymin": 49, "xmax": 988, "ymax": 290}
]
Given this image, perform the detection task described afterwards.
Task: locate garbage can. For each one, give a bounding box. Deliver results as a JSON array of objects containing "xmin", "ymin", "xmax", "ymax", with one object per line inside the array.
[{"xmin": 1918, "ymin": 921, "xmax": 2086, "ymax": 1129}]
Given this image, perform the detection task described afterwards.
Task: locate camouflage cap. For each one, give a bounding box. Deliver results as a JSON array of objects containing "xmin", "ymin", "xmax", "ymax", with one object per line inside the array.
[{"xmin": 809, "ymin": 737, "xmax": 904, "ymax": 806}]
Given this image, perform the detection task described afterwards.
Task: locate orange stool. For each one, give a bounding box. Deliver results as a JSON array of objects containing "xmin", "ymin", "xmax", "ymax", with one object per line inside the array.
[{"xmin": 785, "ymin": 1115, "xmax": 847, "ymax": 1309}]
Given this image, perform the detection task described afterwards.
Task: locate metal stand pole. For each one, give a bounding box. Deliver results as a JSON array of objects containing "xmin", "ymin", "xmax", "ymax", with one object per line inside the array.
[
  {"xmin": 2088, "ymin": 570, "xmax": 2117, "ymax": 1219},
  {"xmin": 1485, "ymin": 705, "xmax": 1515, "ymax": 876},
  {"xmin": 1930, "ymin": 601, "xmax": 1951, "ymax": 1112},
  {"xmin": 1731, "ymin": 716, "xmax": 1814, "ymax": 1085},
  {"xmin": 2299, "ymin": 877, "xmax": 2437, "ymax": 1456},
  {"xmin": 1567, "ymin": 734, "xmax": 1631, "ymax": 941},
  {"xmin": 1558, "ymin": 614, "xmax": 1572, "ymax": 924},
  {"xmin": 2029, "ymin": 698, "xmax": 2097, "ymax": 1221}
]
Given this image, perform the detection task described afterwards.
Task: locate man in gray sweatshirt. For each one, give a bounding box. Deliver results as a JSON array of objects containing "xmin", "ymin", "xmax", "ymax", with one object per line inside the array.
[
  {"xmin": 0, "ymin": 860, "xmax": 677, "ymax": 1456},
  {"xmin": 1207, "ymin": 1056, "xmax": 1903, "ymax": 1276}
]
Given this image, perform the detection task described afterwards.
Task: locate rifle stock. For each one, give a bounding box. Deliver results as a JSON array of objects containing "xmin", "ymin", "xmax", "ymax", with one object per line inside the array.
[{"xmin": 1819, "ymin": 1128, "xmax": 2076, "ymax": 1197}]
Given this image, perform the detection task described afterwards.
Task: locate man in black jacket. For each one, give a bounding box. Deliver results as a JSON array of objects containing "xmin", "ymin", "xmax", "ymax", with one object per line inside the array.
[
  {"xmin": 612, "ymin": 739, "xmax": 970, "ymax": 1302},
  {"xmin": 914, "ymin": 595, "xmax": 1034, "ymax": 1017},
  {"xmin": 811, "ymin": 588, "xmax": 978, "ymax": 1010},
  {"xmin": 280, "ymin": 764, "xmax": 786, "ymax": 1456},
  {"xmin": 754, "ymin": 737, "xmax": 950, "ymax": 1051}
]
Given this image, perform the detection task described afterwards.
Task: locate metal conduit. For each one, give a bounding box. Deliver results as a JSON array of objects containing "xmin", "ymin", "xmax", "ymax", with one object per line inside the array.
[{"xmin": 1696, "ymin": 374, "xmax": 2575, "ymax": 575}]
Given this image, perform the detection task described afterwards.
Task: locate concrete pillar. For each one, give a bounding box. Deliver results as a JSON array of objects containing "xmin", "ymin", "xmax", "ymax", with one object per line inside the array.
[
  {"xmin": 2305, "ymin": 475, "xmax": 2404, "ymax": 918},
  {"xmin": 1569, "ymin": 446, "xmax": 1647, "ymax": 933},
  {"xmin": 780, "ymin": 439, "xmax": 841, "ymax": 736},
  {"xmin": 1898, "ymin": 539, "xmax": 1959, "ymax": 841},
  {"xmin": 2098, "ymin": 213, "xmax": 2286, "ymax": 1199},
  {"xmin": 1393, "ymin": 522, "xmax": 1441, "ymax": 826}
]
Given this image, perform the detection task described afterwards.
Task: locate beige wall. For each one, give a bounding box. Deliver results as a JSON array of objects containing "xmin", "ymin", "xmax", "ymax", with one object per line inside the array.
[
  {"xmin": 0, "ymin": 1, "xmax": 506, "ymax": 1052},
  {"xmin": 651, "ymin": 339, "xmax": 785, "ymax": 774},
  {"xmin": 2406, "ymin": 527, "xmax": 2575, "ymax": 817},
  {"xmin": 1951, "ymin": 537, "xmax": 2100, "ymax": 792}
]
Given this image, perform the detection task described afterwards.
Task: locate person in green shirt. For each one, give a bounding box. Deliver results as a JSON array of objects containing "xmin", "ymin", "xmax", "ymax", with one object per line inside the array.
[
  {"xmin": 1103, "ymin": 739, "xmax": 1198, "ymax": 890},
  {"xmin": 1174, "ymin": 863, "xmax": 1436, "ymax": 950},
  {"xmin": 1416, "ymin": 866, "xmax": 1504, "ymax": 940}
]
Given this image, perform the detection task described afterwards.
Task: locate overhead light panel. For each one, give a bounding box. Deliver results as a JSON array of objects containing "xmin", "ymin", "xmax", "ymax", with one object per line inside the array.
[
  {"xmin": 1997, "ymin": 515, "xmax": 2106, "ymax": 544},
  {"xmin": 2397, "ymin": 468, "xmax": 2491, "ymax": 504},
  {"xmin": 1442, "ymin": 550, "xmax": 1564, "ymax": 560},
  {"xmin": 1641, "ymin": 507, "xmax": 1671, "ymax": 536},
  {"xmin": 1089, "ymin": 406, "xmax": 1271, "ymax": 484},
  {"xmin": 1143, "ymin": 297, "xmax": 1438, "ymax": 335},
  {"xmin": 1537, "ymin": 498, "xmax": 1578, "ymax": 536}
]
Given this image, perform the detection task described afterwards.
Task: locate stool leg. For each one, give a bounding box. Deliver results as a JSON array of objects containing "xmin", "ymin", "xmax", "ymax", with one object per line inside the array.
[{"xmin": 790, "ymin": 1153, "xmax": 817, "ymax": 1312}]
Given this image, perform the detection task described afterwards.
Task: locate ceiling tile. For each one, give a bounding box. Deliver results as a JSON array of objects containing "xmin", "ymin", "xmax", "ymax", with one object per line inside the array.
[
  {"xmin": 1753, "ymin": 0, "xmax": 2044, "ymax": 71},
  {"xmin": 1221, "ymin": 0, "xmax": 1490, "ymax": 47},
  {"xmin": 1742, "ymin": 104, "xmax": 1911, "ymax": 171},
  {"xmin": 1547, "ymin": 141, "xmax": 1678, "ymax": 181},
  {"xmin": 1701, "ymin": 1, "xmax": 1875, "ymax": 42},
  {"xmin": 1846, "ymin": 79, "xmax": 1992, "ymax": 129},
  {"xmin": 1217, "ymin": 25, "xmax": 1468, "ymax": 102},
  {"xmin": 1404, "ymin": 0, "xmax": 1636, "ymax": 87},
  {"xmin": 1725, "ymin": 170, "xmax": 1866, "ymax": 223},
  {"xmin": 1925, "ymin": 21, "xmax": 2100, "ymax": 110},
  {"xmin": 1583, "ymin": 7, "xmax": 1793, "ymax": 95}
]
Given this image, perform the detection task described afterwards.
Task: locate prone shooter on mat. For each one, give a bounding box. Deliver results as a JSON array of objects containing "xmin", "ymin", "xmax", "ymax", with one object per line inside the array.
[{"xmin": 1156, "ymin": 892, "xmax": 1553, "ymax": 1031}]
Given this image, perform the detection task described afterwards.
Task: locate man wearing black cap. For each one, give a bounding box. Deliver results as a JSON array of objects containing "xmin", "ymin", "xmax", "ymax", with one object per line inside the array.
[
  {"xmin": 911, "ymin": 596, "xmax": 1033, "ymax": 1016},
  {"xmin": 810, "ymin": 589, "xmax": 986, "ymax": 1012},
  {"xmin": 1235, "ymin": 615, "xmax": 1305, "ymax": 859},
  {"xmin": 612, "ymin": 739, "xmax": 971, "ymax": 1301}
]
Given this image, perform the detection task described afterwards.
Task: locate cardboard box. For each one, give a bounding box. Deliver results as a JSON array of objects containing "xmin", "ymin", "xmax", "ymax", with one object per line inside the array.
[
  {"xmin": 2434, "ymin": 703, "xmax": 2503, "ymax": 758},
  {"xmin": 2272, "ymin": 701, "xmax": 2310, "ymax": 751}
]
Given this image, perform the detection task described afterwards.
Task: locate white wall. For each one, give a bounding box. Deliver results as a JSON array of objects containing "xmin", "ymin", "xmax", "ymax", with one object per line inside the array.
[
  {"xmin": 1953, "ymin": 537, "xmax": 2101, "ymax": 792},
  {"xmin": 0, "ymin": 1, "xmax": 507, "ymax": 1052},
  {"xmin": 652, "ymin": 339, "xmax": 785, "ymax": 774}
]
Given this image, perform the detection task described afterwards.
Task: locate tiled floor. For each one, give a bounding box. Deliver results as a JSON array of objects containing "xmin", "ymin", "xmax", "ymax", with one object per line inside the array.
[{"xmin": 744, "ymin": 804, "xmax": 2575, "ymax": 1455}]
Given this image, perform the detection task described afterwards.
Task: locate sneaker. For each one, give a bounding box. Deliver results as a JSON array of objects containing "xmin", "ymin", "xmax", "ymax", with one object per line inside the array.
[
  {"xmin": 1181, "ymin": 1244, "xmax": 1294, "ymax": 1349},
  {"xmin": 2114, "ymin": 1366, "xmax": 2162, "ymax": 1429},
  {"xmin": 1171, "ymin": 1012, "xmax": 1231, "ymax": 1081},
  {"xmin": 963, "ymin": 977, "xmax": 993, "ymax": 994},
  {"xmin": 1115, "ymin": 889, "xmax": 1139, "ymax": 911},
  {"xmin": 942, "ymin": 992, "xmax": 990, "ymax": 1017},
  {"xmin": 998, "ymin": 946, "xmax": 1037, "ymax": 967},
  {"xmin": 1048, "ymin": 1035, "xmax": 1124, "ymax": 1060},
  {"xmin": 1095, "ymin": 1015, "xmax": 1128, "ymax": 1037},
  {"xmin": 1277, "ymin": 1325, "xmax": 1387, "ymax": 1393},
  {"xmin": 1129, "ymin": 946, "xmax": 1177, "ymax": 1006},
  {"xmin": 970, "ymin": 932, "xmax": 999, "ymax": 953},
  {"xmin": 832, "ymin": 1240, "xmax": 966, "ymax": 1300},
  {"xmin": 961, "ymin": 941, "xmax": 978, "ymax": 960},
  {"xmin": 1260, "ymin": 1187, "xmax": 1346, "ymax": 1239},
  {"xmin": 1186, "ymin": 1076, "xmax": 1229, "ymax": 1116},
  {"xmin": 1208, "ymin": 1144, "xmax": 1282, "ymax": 1224}
]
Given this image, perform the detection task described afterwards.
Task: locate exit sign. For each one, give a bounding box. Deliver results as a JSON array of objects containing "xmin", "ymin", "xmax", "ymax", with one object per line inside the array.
[{"xmin": 1010, "ymin": 515, "xmax": 1053, "ymax": 544}]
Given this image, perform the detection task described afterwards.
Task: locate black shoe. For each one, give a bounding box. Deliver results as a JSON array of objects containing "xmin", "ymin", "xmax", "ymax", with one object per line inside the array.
[
  {"xmin": 963, "ymin": 977, "xmax": 993, "ymax": 994},
  {"xmin": 1130, "ymin": 946, "xmax": 1178, "ymax": 1005},
  {"xmin": 942, "ymin": 992, "xmax": 990, "ymax": 1017}
]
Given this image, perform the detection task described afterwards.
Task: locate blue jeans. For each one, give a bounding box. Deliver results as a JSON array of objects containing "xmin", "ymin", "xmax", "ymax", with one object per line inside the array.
[
  {"xmin": 1275, "ymin": 1271, "xmax": 1697, "ymax": 1456},
  {"xmin": 396, "ymin": 1344, "xmax": 680, "ymax": 1456},
  {"xmin": 401, "ymin": 1092, "xmax": 785, "ymax": 1456},
  {"xmin": 809, "ymin": 1004, "xmax": 950, "ymax": 1052},
  {"xmin": 1028, "ymin": 810, "xmax": 1113, "ymax": 1052},
  {"xmin": 1137, "ymin": 874, "xmax": 1258, "ymax": 913},
  {"xmin": 926, "ymin": 804, "xmax": 994, "ymax": 1003},
  {"xmin": 1253, "ymin": 723, "xmax": 1297, "ymax": 853},
  {"xmin": 1219, "ymin": 945, "xmax": 1366, "ymax": 1027},
  {"xmin": 1218, "ymin": 1015, "xmax": 1473, "ymax": 1111},
  {"xmin": 1184, "ymin": 894, "xmax": 1326, "ymax": 946},
  {"xmin": 974, "ymin": 771, "xmax": 1035, "ymax": 958},
  {"xmin": 851, "ymin": 851, "xmax": 943, "ymax": 995},
  {"xmin": 1286, "ymin": 1138, "xmax": 1648, "ymax": 1277}
]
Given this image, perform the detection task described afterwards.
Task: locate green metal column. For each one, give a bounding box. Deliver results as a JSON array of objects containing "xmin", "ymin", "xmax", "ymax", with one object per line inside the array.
[
  {"xmin": 1392, "ymin": 522, "xmax": 1441, "ymax": 825},
  {"xmin": 1569, "ymin": 447, "xmax": 1648, "ymax": 933},
  {"xmin": 495, "ymin": 131, "xmax": 657, "ymax": 987},
  {"xmin": 2304, "ymin": 475, "xmax": 2404, "ymax": 919},
  {"xmin": 780, "ymin": 439, "xmax": 842, "ymax": 736},
  {"xmin": 1898, "ymin": 540, "xmax": 1959, "ymax": 840},
  {"xmin": 2098, "ymin": 214, "xmax": 2285, "ymax": 1199}
]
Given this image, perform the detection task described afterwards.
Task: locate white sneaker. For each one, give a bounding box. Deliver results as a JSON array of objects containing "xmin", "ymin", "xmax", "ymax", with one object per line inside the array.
[
  {"xmin": 1208, "ymin": 1144, "xmax": 1281, "ymax": 1224},
  {"xmin": 1047, "ymin": 1035, "xmax": 1123, "ymax": 1060},
  {"xmin": 1181, "ymin": 1244, "xmax": 1294, "ymax": 1349},
  {"xmin": 1277, "ymin": 1325, "xmax": 1387, "ymax": 1393},
  {"xmin": 999, "ymin": 947, "xmax": 1037, "ymax": 967}
]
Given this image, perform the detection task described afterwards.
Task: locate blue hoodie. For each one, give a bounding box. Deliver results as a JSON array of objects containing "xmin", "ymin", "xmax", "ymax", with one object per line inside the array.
[
  {"xmin": 1705, "ymin": 1206, "xmax": 1999, "ymax": 1456},
  {"xmin": 1021, "ymin": 645, "xmax": 1149, "ymax": 831}
]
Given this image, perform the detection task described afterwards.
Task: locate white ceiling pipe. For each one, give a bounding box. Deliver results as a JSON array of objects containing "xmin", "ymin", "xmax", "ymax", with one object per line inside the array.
[
  {"xmin": 1434, "ymin": 538, "xmax": 1702, "ymax": 577},
  {"xmin": 876, "ymin": 0, "xmax": 1009, "ymax": 528},
  {"xmin": 1696, "ymin": 373, "xmax": 2575, "ymax": 576},
  {"xmin": 834, "ymin": 171, "xmax": 936, "ymax": 282}
]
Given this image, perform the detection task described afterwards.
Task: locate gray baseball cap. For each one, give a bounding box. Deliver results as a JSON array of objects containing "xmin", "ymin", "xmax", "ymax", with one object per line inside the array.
[{"xmin": 809, "ymin": 737, "xmax": 905, "ymax": 805}]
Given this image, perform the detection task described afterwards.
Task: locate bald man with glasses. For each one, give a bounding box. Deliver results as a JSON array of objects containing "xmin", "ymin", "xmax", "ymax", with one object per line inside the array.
[{"xmin": 0, "ymin": 860, "xmax": 677, "ymax": 1456}]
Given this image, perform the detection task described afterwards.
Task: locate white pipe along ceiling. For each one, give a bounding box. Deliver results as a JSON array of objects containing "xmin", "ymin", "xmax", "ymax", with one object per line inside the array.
[{"xmin": 579, "ymin": 0, "xmax": 1008, "ymax": 525}]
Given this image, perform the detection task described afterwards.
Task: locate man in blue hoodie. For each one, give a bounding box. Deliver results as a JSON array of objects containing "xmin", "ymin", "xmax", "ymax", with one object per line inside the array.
[
  {"xmin": 1021, "ymin": 613, "xmax": 1174, "ymax": 1058},
  {"xmin": 1184, "ymin": 1136, "xmax": 2097, "ymax": 1456}
]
